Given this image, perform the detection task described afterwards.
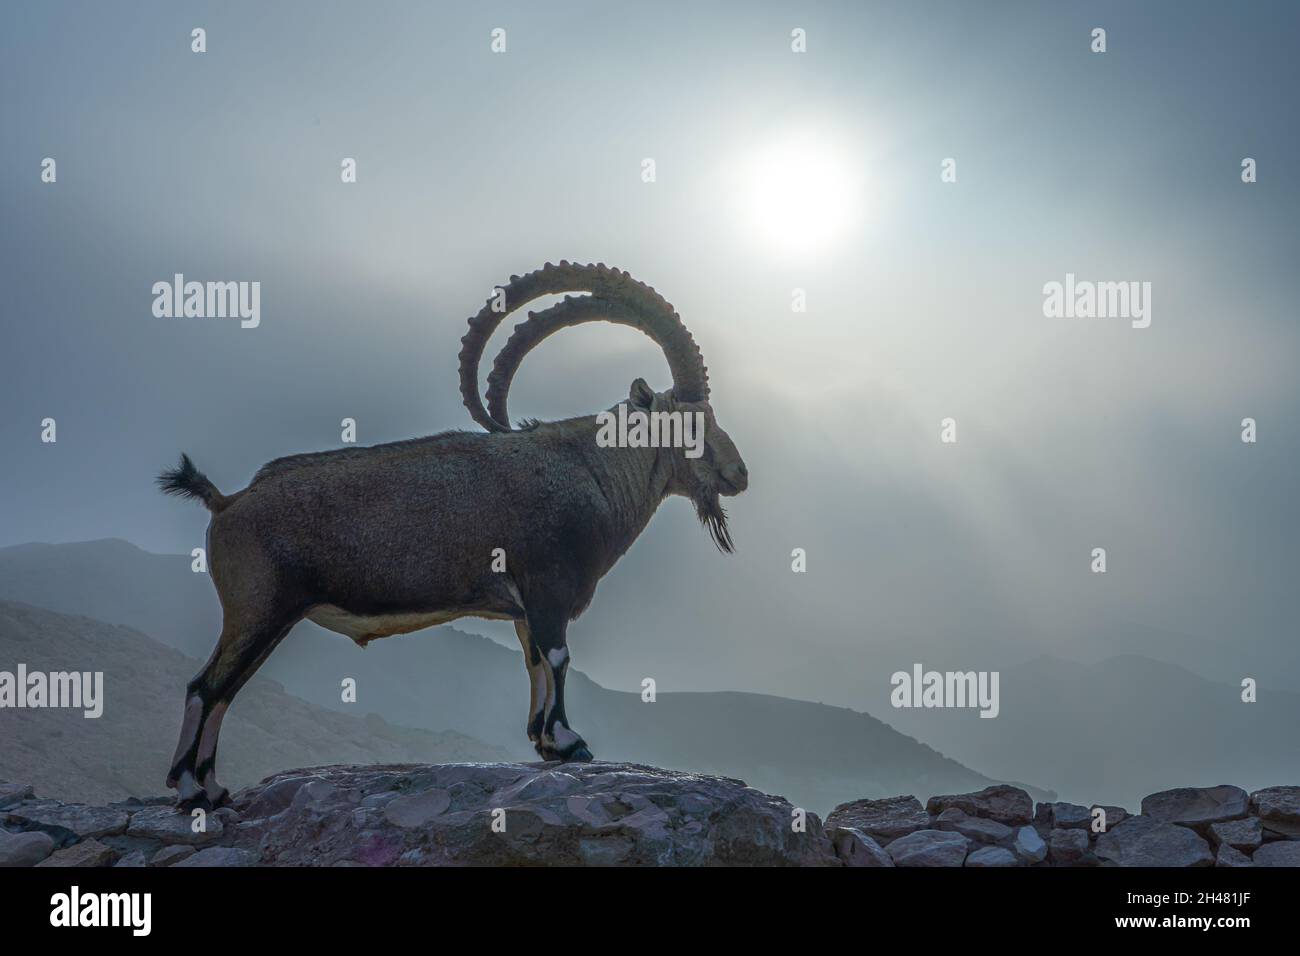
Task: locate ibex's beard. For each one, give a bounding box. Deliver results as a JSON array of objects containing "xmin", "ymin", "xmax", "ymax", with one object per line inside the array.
[{"xmin": 694, "ymin": 485, "xmax": 734, "ymax": 553}]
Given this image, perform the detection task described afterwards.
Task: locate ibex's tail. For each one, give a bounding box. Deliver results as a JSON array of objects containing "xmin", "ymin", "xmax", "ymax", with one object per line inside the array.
[{"xmin": 157, "ymin": 453, "xmax": 230, "ymax": 513}]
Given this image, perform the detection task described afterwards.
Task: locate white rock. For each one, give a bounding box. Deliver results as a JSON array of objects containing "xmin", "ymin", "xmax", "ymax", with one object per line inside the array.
[{"xmin": 1013, "ymin": 825, "xmax": 1047, "ymax": 863}]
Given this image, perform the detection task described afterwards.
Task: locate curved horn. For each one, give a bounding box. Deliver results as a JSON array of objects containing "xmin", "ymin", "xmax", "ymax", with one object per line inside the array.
[
  {"xmin": 481, "ymin": 269, "xmax": 710, "ymax": 430},
  {"xmin": 459, "ymin": 262, "xmax": 709, "ymax": 431},
  {"xmin": 484, "ymin": 296, "xmax": 638, "ymax": 428}
]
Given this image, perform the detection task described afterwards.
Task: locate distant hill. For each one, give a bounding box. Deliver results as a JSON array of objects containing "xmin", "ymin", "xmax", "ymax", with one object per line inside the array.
[
  {"xmin": 0, "ymin": 539, "xmax": 221, "ymax": 660},
  {"xmin": 883, "ymin": 653, "xmax": 1300, "ymax": 809},
  {"xmin": 0, "ymin": 600, "xmax": 510, "ymax": 804},
  {"xmin": 0, "ymin": 540, "xmax": 1047, "ymax": 813}
]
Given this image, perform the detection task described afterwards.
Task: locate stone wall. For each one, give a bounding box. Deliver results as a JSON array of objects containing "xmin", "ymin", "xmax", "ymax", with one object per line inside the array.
[{"xmin": 2, "ymin": 766, "xmax": 1297, "ymax": 867}]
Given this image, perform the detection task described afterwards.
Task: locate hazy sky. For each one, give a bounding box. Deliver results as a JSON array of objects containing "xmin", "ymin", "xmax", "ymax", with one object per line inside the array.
[{"xmin": 3, "ymin": 1, "xmax": 1298, "ymax": 717}]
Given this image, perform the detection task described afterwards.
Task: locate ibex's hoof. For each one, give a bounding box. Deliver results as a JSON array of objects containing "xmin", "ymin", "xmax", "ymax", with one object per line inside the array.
[
  {"xmin": 535, "ymin": 737, "xmax": 593, "ymax": 762},
  {"xmin": 176, "ymin": 792, "xmax": 213, "ymax": 812},
  {"xmin": 174, "ymin": 775, "xmax": 231, "ymax": 812}
]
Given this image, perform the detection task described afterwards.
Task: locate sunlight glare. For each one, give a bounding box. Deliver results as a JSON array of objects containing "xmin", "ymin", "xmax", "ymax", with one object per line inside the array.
[{"xmin": 738, "ymin": 132, "xmax": 863, "ymax": 257}]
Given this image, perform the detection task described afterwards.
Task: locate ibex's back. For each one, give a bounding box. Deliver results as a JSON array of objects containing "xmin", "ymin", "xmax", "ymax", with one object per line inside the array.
[
  {"xmin": 158, "ymin": 262, "xmax": 747, "ymax": 810},
  {"xmin": 203, "ymin": 418, "xmax": 664, "ymax": 627}
]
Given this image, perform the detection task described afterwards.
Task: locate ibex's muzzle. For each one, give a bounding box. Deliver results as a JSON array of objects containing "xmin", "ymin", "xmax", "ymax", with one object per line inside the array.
[{"xmin": 720, "ymin": 460, "xmax": 749, "ymax": 495}]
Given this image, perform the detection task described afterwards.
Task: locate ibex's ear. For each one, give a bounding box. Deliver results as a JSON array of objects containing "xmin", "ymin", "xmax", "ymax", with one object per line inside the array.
[{"xmin": 629, "ymin": 377, "xmax": 655, "ymax": 409}]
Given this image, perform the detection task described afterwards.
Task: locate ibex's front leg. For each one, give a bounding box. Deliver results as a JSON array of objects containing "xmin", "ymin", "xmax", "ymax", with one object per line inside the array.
[{"xmin": 525, "ymin": 610, "xmax": 593, "ymax": 762}]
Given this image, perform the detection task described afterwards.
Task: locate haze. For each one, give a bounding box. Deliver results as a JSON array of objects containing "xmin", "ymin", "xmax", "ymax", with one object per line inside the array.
[{"xmin": 3, "ymin": 0, "xmax": 1297, "ymax": 793}]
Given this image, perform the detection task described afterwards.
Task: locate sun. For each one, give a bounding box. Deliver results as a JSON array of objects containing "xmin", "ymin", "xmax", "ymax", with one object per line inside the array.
[{"xmin": 737, "ymin": 131, "xmax": 863, "ymax": 257}]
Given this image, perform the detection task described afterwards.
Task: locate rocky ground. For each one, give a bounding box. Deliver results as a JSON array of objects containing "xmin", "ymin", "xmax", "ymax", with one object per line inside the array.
[{"xmin": 1, "ymin": 764, "xmax": 1297, "ymax": 867}]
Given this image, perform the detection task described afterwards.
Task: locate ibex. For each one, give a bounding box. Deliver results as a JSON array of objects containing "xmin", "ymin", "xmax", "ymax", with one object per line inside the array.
[{"xmin": 158, "ymin": 262, "xmax": 748, "ymax": 808}]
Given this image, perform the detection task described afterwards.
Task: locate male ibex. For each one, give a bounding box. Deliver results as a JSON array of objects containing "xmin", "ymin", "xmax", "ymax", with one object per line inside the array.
[{"xmin": 158, "ymin": 262, "xmax": 748, "ymax": 808}]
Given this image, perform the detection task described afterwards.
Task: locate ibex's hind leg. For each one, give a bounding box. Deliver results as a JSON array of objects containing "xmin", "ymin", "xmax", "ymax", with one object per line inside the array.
[
  {"xmin": 513, "ymin": 621, "xmax": 548, "ymax": 748},
  {"xmin": 526, "ymin": 610, "xmax": 593, "ymax": 763},
  {"xmin": 168, "ymin": 613, "xmax": 299, "ymax": 809}
]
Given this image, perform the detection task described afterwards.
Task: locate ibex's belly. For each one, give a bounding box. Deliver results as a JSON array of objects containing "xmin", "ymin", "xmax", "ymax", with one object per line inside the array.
[{"xmin": 306, "ymin": 604, "xmax": 515, "ymax": 646}]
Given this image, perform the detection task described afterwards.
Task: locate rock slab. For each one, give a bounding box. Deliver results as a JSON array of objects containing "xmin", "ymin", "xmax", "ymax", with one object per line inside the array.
[
  {"xmin": 1209, "ymin": 817, "xmax": 1262, "ymax": 852},
  {"xmin": 6, "ymin": 803, "xmax": 128, "ymax": 841},
  {"xmin": 965, "ymin": 846, "xmax": 1019, "ymax": 867},
  {"xmin": 126, "ymin": 805, "xmax": 224, "ymax": 845},
  {"xmin": 0, "ymin": 828, "xmax": 55, "ymax": 866},
  {"xmin": 1140, "ymin": 786, "xmax": 1248, "ymax": 830},
  {"xmin": 824, "ymin": 795, "xmax": 930, "ymax": 846},
  {"xmin": 35, "ymin": 838, "xmax": 117, "ymax": 867},
  {"xmin": 1095, "ymin": 815, "xmax": 1214, "ymax": 867},
  {"xmin": 1253, "ymin": 842, "xmax": 1300, "ymax": 867},
  {"xmin": 827, "ymin": 826, "xmax": 894, "ymax": 867},
  {"xmin": 886, "ymin": 829, "xmax": 969, "ymax": 867},
  {"xmin": 231, "ymin": 762, "xmax": 839, "ymax": 866},
  {"xmin": 1250, "ymin": 787, "xmax": 1300, "ymax": 838},
  {"xmin": 1049, "ymin": 828, "xmax": 1094, "ymax": 866},
  {"xmin": 926, "ymin": 785, "xmax": 1033, "ymax": 826}
]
